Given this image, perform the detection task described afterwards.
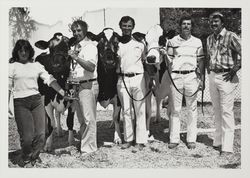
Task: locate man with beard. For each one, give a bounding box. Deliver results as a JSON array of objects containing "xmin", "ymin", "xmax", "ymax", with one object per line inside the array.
[
  {"xmin": 68, "ymin": 20, "xmax": 99, "ymax": 154},
  {"xmin": 116, "ymin": 16, "xmax": 148, "ymax": 151},
  {"xmin": 207, "ymin": 12, "xmax": 241, "ymax": 156},
  {"xmin": 167, "ymin": 16, "xmax": 205, "ymax": 149}
]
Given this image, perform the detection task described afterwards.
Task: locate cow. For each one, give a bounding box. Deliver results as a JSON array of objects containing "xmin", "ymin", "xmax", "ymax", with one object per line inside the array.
[
  {"xmin": 35, "ymin": 33, "xmax": 76, "ymax": 151},
  {"xmin": 144, "ymin": 25, "xmax": 175, "ymax": 138},
  {"xmin": 86, "ymin": 28, "xmax": 123, "ymax": 144}
]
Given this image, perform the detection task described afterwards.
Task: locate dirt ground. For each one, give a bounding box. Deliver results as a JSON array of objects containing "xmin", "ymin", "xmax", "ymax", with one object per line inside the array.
[{"xmin": 8, "ymin": 102, "xmax": 241, "ymax": 168}]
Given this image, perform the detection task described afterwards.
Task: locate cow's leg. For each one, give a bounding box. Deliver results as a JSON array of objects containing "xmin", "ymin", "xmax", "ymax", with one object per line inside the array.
[
  {"xmin": 155, "ymin": 93, "xmax": 162, "ymax": 123},
  {"xmin": 112, "ymin": 97, "xmax": 122, "ymax": 144},
  {"xmin": 66, "ymin": 106, "xmax": 75, "ymax": 146},
  {"xmin": 54, "ymin": 110, "xmax": 63, "ymax": 137},
  {"xmin": 44, "ymin": 104, "xmax": 55, "ymax": 152},
  {"xmin": 145, "ymin": 92, "xmax": 153, "ymax": 137}
]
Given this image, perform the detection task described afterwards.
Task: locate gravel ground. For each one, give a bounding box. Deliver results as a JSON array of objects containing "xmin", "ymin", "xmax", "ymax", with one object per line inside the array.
[{"xmin": 8, "ymin": 103, "xmax": 241, "ymax": 168}]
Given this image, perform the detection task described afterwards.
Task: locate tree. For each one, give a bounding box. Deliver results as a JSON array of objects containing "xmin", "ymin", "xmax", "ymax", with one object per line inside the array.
[{"xmin": 9, "ymin": 7, "xmax": 36, "ymax": 45}]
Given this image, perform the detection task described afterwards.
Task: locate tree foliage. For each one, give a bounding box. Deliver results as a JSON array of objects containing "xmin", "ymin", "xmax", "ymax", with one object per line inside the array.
[
  {"xmin": 9, "ymin": 7, "xmax": 36, "ymax": 45},
  {"xmin": 160, "ymin": 8, "xmax": 241, "ymax": 42}
]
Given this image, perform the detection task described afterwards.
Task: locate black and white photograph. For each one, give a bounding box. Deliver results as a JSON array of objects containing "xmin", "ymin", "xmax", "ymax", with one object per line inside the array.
[{"xmin": 1, "ymin": 0, "xmax": 250, "ymax": 177}]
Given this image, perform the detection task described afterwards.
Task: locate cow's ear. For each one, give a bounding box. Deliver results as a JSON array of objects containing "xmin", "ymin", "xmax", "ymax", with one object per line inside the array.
[
  {"xmin": 35, "ymin": 40, "xmax": 49, "ymax": 50},
  {"xmin": 86, "ymin": 31, "xmax": 99, "ymax": 41},
  {"xmin": 96, "ymin": 31, "xmax": 105, "ymax": 41},
  {"xmin": 133, "ymin": 32, "xmax": 146, "ymax": 42},
  {"xmin": 113, "ymin": 32, "xmax": 122, "ymax": 42},
  {"xmin": 68, "ymin": 37, "xmax": 77, "ymax": 47}
]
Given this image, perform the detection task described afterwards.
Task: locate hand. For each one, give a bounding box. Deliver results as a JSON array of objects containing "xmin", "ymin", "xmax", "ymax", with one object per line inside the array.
[
  {"xmin": 8, "ymin": 107, "xmax": 14, "ymax": 119},
  {"xmin": 222, "ymin": 69, "xmax": 237, "ymax": 82},
  {"xmin": 68, "ymin": 50, "xmax": 78, "ymax": 61},
  {"xmin": 198, "ymin": 80, "xmax": 205, "ymax": 91}
]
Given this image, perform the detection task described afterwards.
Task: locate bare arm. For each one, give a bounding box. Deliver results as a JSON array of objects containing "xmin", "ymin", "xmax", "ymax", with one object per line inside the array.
[
  {"xmin": 49, "ymin": 80, "xmax": 65, "ymax": 96},
  {"xmin": 68, "ymin": 49, "xmax": 96, "ymax": 72}
]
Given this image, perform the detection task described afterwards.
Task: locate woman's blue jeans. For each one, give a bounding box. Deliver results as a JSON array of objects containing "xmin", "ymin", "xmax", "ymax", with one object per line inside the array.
[{"xmin": 13, "ymin": 94, "xmax": 46, "ymax": 161}]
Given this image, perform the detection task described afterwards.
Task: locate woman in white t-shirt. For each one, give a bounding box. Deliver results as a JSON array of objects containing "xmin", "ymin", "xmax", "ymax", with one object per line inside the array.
[{"xmin": 8, "ymin": 39, "xmax": 65, "ymax": 167}]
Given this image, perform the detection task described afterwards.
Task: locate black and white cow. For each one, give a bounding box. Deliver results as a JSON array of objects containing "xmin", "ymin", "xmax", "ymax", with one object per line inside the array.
[
  {"xmin": 35, "ymin": 33, "xmax": 76, "ymax": 151},
  {"xmin": 87, "ymin": 28, "xmax": 123, "ymax": 144}
]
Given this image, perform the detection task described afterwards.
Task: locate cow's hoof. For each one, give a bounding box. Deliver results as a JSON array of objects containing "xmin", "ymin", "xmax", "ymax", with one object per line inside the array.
[
  {"xmin": 147, "ymin": 135, "xmax": 155, "ymax": 143},
  {"xmin": 44, "ymin": 146, "xmax": 52, "ymax": 153},
  {"xmin": 114, "ymin": 138, "xmax": 122, "ymax": 145},
  {"xmin": 68, "ymin": 131, "xmax": 75, "ymax": 146}
]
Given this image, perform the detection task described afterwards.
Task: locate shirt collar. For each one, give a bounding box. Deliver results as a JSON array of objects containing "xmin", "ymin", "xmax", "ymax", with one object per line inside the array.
[
  {"xmin": 178, "ymin": 34, "xmax": 193, "ymax": 42},
  {"xmin": 213, "ymin": 28, "xmax": 226, "ymax": 40},
  {"xmin": 79, "ymin": 36, "xmax": 90, "ymax": 47}
]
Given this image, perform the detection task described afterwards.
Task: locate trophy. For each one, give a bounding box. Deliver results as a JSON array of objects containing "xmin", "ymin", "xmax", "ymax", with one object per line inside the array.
[{"xmin": 65, "ymin": 44, "xmax": 81, "ymax": 100}]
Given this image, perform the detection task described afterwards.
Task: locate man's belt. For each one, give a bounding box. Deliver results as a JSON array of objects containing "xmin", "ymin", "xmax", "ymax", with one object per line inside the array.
[
  {"xmin": 172, "ymin": 70, "xmax": 195, "ymax": 74},
  {"xmin": 119, "ymin": 73, "xmax": 142, "ymax": 77},
  {"xmin": 79, "ymin": 78, "xmax": 97, "ymax": 84},
  {"xmin": 210, "ymin": 68, "xmax": 230, "ymax": 73}
]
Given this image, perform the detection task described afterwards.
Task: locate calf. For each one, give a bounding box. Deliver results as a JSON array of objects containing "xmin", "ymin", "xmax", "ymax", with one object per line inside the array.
[{"xmin": 35, "ymin": 33, "xmax": 76, "ymax": 151}]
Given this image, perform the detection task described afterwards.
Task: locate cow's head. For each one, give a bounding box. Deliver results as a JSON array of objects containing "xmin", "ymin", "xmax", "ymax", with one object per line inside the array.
[
  {"xmin": 35, "ymin": 33, "xmax": 76, "ymax": 75},
  {"xmin": 145, "ymin": 25, "xmax": 175, "ymax": 76},
  {"xmin": 87, "ymin": 28, "xmax": 120, "ymax": 69}
]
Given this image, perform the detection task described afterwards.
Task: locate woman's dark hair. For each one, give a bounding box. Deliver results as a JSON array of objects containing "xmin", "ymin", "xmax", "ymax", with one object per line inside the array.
[
  {"xmin": 119, "ymin": 16, "xmax": 135, "ymax": 28},
  {"xmin": 9, "ymin": 39, "xmax": 34, "ymax": 63}
]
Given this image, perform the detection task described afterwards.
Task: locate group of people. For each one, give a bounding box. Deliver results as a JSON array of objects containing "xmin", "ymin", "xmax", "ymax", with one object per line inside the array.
[{"xmin": 8, "ymin": 11, "xmax": 241, "ymax": 167}]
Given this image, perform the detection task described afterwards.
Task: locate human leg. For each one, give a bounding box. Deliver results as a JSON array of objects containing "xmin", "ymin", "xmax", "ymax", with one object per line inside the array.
[
  {"xmin": 78, "ymin": 89, "xmax": 97, "ymax": 153},
  {"xmin": 219, "ymin": 78, "xmax": 237, "ymax": 153},
  {"xmin": 184, "ymin": 73, "xmax": 199, "ymax": 143},
  {"xmin": 131, "ymin": 75, "xmax": 147, "ymax": 144},
  {"xmin": 209, "ymin": 73, "xmax": 223, "ymax": 147},
  {"xmin": 14, "ymin": 97, "xmax": 35, "ymax": 161},
  {"xmin": 117, "ymin": 77, "xmax": 135, "ymax": 143},
  {"xmin": 169, "ymin": 74, "xmax": 183, "ymax": 144},
  {"xmin": 30, "ymin": 94, "xmax": 46, "ymax": 160}
]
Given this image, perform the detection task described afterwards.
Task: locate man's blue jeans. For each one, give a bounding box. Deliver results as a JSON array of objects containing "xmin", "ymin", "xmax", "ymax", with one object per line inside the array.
[{"xmin": 13, "ymin": 94, "xmax": 46, "ymax": 161}]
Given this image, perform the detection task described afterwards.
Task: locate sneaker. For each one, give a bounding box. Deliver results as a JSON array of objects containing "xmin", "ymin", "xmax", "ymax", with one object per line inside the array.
[
  {"xmin": 187, "ymin": 142, "xmax": 196, "ymax": 149},
  {"xmin": 168, "ymin": 143, "xmax": 179, "ymax": 149},
  {"xmin": 121, "ymin": 142, "xmax": 133, "ymax": 149}
]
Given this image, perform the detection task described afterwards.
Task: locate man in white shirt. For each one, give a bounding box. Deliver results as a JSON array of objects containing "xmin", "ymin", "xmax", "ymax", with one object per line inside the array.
[
  {"xmin": 167, "ymin": 16, "xmax": 205, "ymax": 149},
  {"xmin": 117, "ymin": 16, "xmax": 148, "ymax": 151},
  {"xmin": 68, "ymin": 20, "xmax": 99, "ymax": 154}
]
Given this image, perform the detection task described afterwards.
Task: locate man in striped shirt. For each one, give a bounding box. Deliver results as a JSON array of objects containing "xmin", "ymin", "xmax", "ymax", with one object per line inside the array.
[
  {"xmin": 167, "ymin": 16, "xmax": 205, "ymax": 149},
  {"xmin": 207, "ymin": 12, "xmax": 241, "ymax": 156}
]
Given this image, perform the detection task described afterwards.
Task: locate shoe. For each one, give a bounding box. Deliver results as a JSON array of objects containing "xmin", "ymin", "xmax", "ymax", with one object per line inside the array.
[
  {"xmin": 168, "ymin": 143, "xmax": 179, "ymax": 149},
  {"xmin": 121, "ymin": 142, "xmax": 133, "ymax": 149},
  {"xmin": 187, "ymin": 142, "xmax": 196, "ymax": 149},
  {"xmin": 132, "ymin": 144, "xmax": 145, "ymax": 153},
  {"xmin": 213, "ymin": 145, "xmax": 222, "ymax": 151},
  {"xmin": 135, "ymin": 144, "xmax": 145, "ymax": 151},
  {"xmin": 220, "ymin": 151, "xmax": 233, "ymax": 157}
]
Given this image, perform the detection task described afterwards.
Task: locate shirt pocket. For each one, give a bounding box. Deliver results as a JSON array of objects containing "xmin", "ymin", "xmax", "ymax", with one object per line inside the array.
[
  {"xmin": 134, "ymin": 46, "xmax": 142, "ymax": 58},
  {"xmin": 219, "ymin": 44, "xmax": 228, "ymax": 56}
]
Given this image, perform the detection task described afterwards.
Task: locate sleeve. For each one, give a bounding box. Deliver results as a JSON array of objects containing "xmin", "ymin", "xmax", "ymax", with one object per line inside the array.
[
  {"xmin": 36, "ymin": 62, "xmax": 56, "ymax": 86},
  {"xmin": 79, "ymin": 44, "xmax": 98, "ymax": 66},
  {"xmin": 167, "ymin": 40, "xmax": 174, "ymax": 61},
  {"xmin": 197, "ymin": 40, "xmax": 205, "ymax": 61},
  {"xmin": 8, "ymin": 63, "xmax": 14, "ymax": 91},
  {"xmin": 230, "ymin": 33, "xmax": 241, "ymax": 56}
]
